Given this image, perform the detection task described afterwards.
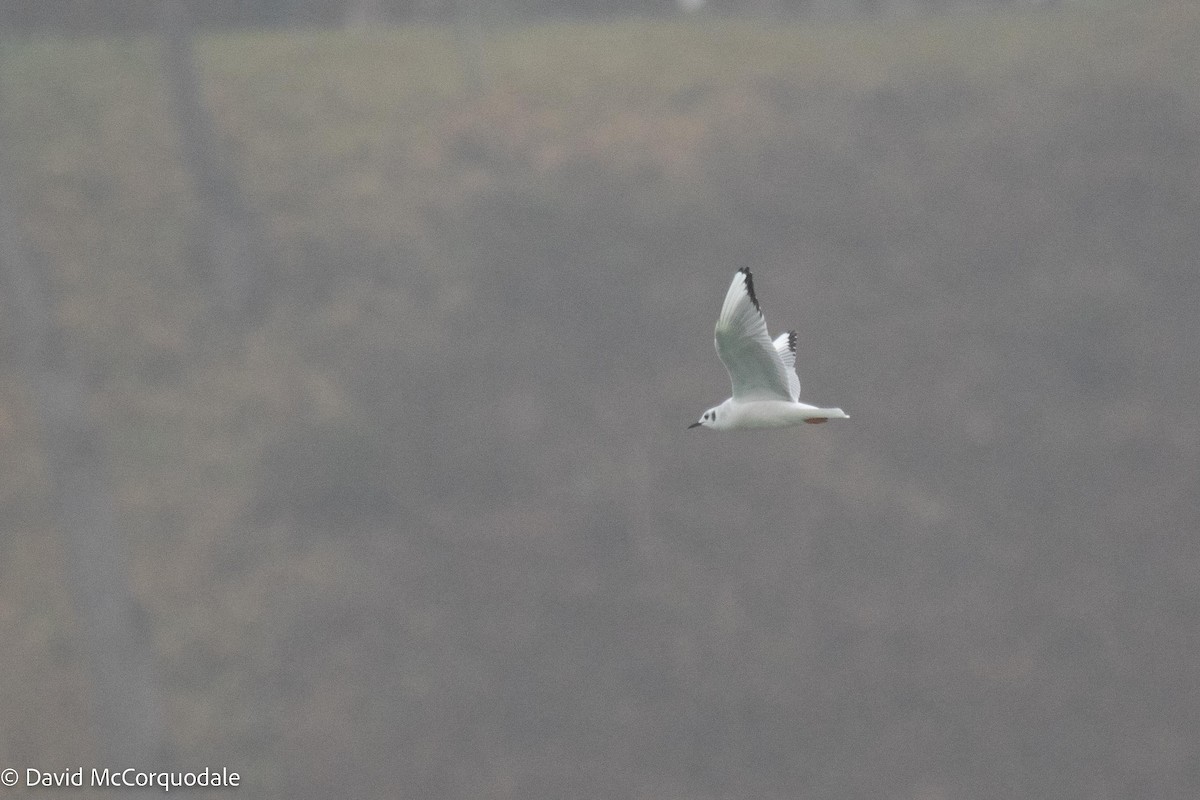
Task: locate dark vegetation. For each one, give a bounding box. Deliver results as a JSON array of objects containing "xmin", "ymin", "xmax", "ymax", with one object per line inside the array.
[
  {"xmin": 1, "ymin": 3, "xmax": 1199, "ymax": 797},
  {"xmin": 0, "ymin": 0, "xmax": 1025, "ymax": 31}
]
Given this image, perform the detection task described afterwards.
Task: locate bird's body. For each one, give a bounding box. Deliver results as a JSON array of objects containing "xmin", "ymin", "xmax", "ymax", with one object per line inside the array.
[
  {"xmin": 699, "ymin": 398, "xmax": 844, "ymax": 430},
  {"xmin": 690, "ymin": 268, "xmax": 848, "ymax": 431}
]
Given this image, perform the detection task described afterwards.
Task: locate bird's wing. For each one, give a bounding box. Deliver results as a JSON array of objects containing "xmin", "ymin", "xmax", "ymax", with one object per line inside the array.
[
  {"xmin": 773, "ymin": 331, "xmax": 801, "ymax": 402},
  {"xmin": 714, "ymin": 268, "xmax": 794, "ymax": 402}
]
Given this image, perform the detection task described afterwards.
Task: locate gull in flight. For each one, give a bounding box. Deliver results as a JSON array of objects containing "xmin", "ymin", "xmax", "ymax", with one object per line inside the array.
[{"xmin": 690, "ymin": 268, "xmax": 849, "ymax": 431}]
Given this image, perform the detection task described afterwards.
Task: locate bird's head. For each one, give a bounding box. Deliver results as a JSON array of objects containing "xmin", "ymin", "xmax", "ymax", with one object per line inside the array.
[{"xmin": 688, "ymin": 405, "xmax": 721, "ymax": 430}]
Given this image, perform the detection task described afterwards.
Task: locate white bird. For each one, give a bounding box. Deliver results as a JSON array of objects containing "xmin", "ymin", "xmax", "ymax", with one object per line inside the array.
[{"xmin": 689, "ymin": 267, "xmax": 849, "ymax": 431}]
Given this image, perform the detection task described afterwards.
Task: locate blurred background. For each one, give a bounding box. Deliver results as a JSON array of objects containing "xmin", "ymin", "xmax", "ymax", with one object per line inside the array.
[{"xmin": 1, "ymin": 0, "xmax": 1198, "ymax": 797}]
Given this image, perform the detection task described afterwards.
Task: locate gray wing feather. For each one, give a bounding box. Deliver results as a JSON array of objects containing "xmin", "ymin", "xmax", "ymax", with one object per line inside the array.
[
  {"xmin": 773, "ymin": 331, "xmax": 801, "ymax": 401},
  {"xmin": 713, "ymin": 268, "xmax": 794, "ymax": 402}
]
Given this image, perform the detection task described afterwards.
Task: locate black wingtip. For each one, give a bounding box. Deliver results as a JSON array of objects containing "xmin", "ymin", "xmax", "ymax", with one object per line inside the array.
[
  {"xmin": 786, "ymin": 330, "xmax": 797, "ymax": 353},
  {"xmin": 737, "ymin": 267, "xmax": 760, "ymax": 311}
]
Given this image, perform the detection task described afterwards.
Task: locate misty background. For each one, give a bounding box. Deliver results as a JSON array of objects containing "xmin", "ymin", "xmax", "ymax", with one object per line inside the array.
[{"xmin": 1, "ymin": 0, "xmax": 1198, "ymax": 797}]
